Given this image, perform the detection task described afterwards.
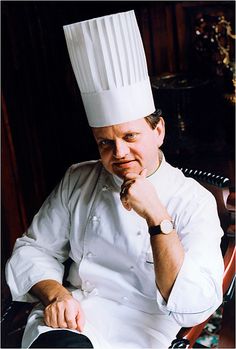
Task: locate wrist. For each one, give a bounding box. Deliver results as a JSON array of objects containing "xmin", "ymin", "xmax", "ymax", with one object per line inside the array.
[
  {"xmin": 47, "ymin": 285, "xmax": 72, "ymax": 304},
  {"xmin": 146, "ymin": 214, "xmax": 172, "ymax": 228},
  {"xmin": 148, "ymin": 218, "xmax": 174, "ymax": 236},
  {"xmin": 30, "ymin": 280, "xmax": 71, "ymax": 306}
]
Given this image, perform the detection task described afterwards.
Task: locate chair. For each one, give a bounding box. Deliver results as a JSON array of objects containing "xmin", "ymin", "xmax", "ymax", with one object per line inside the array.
[
  {"xmin": 169, "ymin": 168, "xmax": 235, "ymax": 348},
  {"xmin": 1, "ymin": 168, "xmax": 235, "ymax": 348}
]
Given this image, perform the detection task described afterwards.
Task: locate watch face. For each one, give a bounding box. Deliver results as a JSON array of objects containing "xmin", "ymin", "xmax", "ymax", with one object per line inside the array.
[{"xmin": 160, "ymin": 220, "xmax": 173, "ymax": 234}]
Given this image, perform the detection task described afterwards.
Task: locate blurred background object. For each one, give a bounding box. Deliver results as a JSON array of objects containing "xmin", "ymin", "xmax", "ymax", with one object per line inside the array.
[{"xmin": 194, "ymin": 14, "xmax": 235, "ymax": 104}]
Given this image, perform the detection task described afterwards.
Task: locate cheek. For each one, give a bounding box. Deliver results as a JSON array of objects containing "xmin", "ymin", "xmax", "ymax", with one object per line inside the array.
[
  {"xmin": 155, "ymin": 132, "xmax": 164, "ymax": 148},
  {"xmin": 148, "ymin": 133, "xmax": 160, "ymax": 150},
  {"xmin": 99, "ymin": 150, "xmax": 112, "ymax": 167},
  {"xmin": 140, "ymin": 137, "xmax": 159, "ymax": 160}
]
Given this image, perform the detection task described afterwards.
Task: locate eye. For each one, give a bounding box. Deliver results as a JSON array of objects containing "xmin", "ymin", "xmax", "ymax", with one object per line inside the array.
[
  {"xmin": 124, "ymin": 133, "xmax": 138, "ymax": 141},
  {"xmin": 98, "ymin": 139, "xmax": 113, "ymax": 147}
]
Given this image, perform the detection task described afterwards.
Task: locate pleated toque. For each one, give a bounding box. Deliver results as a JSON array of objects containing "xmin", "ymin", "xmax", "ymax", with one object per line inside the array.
[{"xmin": 63, "ymin": 10, "xmax": 155, "ymax": 127}]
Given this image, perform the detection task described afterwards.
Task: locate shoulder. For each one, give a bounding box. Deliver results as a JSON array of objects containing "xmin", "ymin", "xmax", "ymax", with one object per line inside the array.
[
  {"xmin": 69, "ymin": 159, "xmax": 102, "ymax": 175},
  {"xmin": 55, "ymin": 160, "xmax": 104, "ymax": 204},
  {"xmin": 164, "ymin": 162, "xmax": 215, "ymax": 204},
  {"xmin": 65, "ymin": 159, "xmax": 103, "ymax": 186}
]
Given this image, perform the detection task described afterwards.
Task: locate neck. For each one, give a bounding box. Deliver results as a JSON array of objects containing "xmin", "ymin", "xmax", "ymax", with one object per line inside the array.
[{"xmin": 147, "ymin": 150, "xmax": 163, "ymax": 178}]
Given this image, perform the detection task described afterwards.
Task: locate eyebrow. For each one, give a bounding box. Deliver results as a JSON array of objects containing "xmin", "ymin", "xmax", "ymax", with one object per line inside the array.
[
  {"xmin": 95, "ymin": 136, "xmax": 111, "ymax": 141},
  {"xmin": 125, "ymin": 130, "xmax": 139, "ymax": 134},
  {"xmin": 95, "ymin": 131, "xmax": 139, "ymax": 140}
]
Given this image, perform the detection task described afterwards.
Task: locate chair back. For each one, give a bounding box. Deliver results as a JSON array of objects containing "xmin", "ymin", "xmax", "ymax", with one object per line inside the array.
[{"xmin": 170, "ymin": 167, "xmax": 235, "ymax": 348}]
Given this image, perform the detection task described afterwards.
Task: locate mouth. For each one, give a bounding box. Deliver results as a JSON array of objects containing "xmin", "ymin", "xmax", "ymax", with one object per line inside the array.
[{"xmin": 112, "ymin": 160, "xmax": 136, "ymax": 169}]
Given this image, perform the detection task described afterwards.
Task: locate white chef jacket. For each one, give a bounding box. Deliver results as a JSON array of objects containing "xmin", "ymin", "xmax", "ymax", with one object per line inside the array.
[{"xmin": 5, "ymin": 154, "xmax": 224, "ymax": 349}]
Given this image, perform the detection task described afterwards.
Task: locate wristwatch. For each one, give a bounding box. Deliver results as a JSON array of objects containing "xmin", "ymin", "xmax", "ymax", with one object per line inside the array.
[{"xmin": 149, "ymin": 219, "xmax": 174, "ymax": 236}]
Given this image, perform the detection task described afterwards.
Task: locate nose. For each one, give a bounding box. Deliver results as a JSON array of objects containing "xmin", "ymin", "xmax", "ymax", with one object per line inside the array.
[{"xmin": 113, "ymin": 140, "xmax": 130, "ymax": 159}]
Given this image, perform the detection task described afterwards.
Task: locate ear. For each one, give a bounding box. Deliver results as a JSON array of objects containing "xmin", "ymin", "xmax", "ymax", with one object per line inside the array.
[{"xmin": 155, "ymin": 117, "xmax": 165, "ymax": 147}]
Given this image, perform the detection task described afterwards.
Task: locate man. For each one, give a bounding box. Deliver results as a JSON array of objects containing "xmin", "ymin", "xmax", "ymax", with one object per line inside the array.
[{"xmin": 6, "ymin": 10, "xmax": 224, "ymax": 349}]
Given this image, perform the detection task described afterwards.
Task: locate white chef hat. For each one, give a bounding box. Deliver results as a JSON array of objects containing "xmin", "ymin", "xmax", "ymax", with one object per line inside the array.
[{"xmin": 63, "ymin": 10, "xmax": 155, "ymax": 127}]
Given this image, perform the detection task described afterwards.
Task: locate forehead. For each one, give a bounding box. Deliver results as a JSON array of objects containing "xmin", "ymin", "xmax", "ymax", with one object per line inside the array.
[{"xmin": 92, "ymin": 118, "xmax": 149, "ymax": 139}]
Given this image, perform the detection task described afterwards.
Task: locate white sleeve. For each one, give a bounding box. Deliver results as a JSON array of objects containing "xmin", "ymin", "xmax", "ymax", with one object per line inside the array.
[
  {"xmin": 156, "ymin": 191, "xmax": 224, "ymax": 327},
  {"xmin": 5, "ymin": 167, "xmax": 72, "ymax": 302}
]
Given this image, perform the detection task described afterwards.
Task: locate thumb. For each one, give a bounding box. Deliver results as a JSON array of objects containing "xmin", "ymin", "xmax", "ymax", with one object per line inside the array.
[{"xmin": 140, "ymin": 168, "xmax": 147, "ymax": 178}]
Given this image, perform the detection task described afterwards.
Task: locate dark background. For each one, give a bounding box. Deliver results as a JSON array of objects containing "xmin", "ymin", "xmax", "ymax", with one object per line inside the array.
[{"xmin": 2, "ymin": 1, "xmax": 235, "ymax": 290}]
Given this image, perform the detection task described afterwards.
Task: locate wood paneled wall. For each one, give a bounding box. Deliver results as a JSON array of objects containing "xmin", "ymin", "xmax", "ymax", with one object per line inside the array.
[{"xmin": 2, "ymin": 1, "xmax": 235, "ymax": 263}]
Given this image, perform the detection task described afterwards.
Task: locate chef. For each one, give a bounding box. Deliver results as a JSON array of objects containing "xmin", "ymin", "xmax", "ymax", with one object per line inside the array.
[{"xmin": 6, "ymin": 10, "xmax": 224, "ymax": 349}]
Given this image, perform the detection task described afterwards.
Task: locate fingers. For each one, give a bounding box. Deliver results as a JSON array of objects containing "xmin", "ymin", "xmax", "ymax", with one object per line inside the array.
[
  {"xmin": 120, "ymin": 181, "xmax": 132, "ymax": 211},
  {"xmin": 58, "ymin": 308, "xmax": 69, "ymax": 328},
  {"xmin": 76, "ymin": 315, "xmax": 84, "ymax": 332},
  {"xmin": 44, "ymin": 307, "xmax": 51, "ymax": 327},
  {"xmin": 120, "ymin": 180, "xmax": 134, "ymax": 196},
  {"xmin": 140, "ymin": 168, "xmax": 147, "ymax": 178},
  {"xmin": 120, "ymin": 168, "xmax": 148, "ymax": 212},
  {"xmin": 44, "ymin": 298, "xmax": 84, "ymax": 332},
  {"xmin": 123, "ymin": 168, "xmax": 147, "ymax": 180},
  {"xmin": 64, "ymin": 306, "xmax": 78, "ymax": 330},
  {"xmin": 44, "ymin": 304, "xmax": 59, "ymax": 328},
  {"xmin": 76, "ymin": 305, "xmax": 85, "ymax": 332},
  {"xmin": 121, "ymin": 198, "xmax": 132, "ymax": 211},
  {"xmin": 120, "ymin": 169, "xmax": 147, "ymax": 201}
]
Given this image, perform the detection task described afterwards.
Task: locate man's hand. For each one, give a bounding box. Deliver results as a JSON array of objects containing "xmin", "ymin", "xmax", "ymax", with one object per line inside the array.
[
  {"xmin": 44, "ymin": 293, "xmax": 85, "ymax": 331},
  {"xmin": 120, "ymin": 169, "xmax": 171, "ymax": 226},
  {"xmin": 30, "ymin": 280, "xmax": 85, "ymax": 331}
]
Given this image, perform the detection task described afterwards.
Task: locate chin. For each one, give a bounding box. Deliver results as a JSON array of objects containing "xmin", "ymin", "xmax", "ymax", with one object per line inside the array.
[{"xmin": 114, "ymin": 168, "xmax": 140, "ymax": 179}]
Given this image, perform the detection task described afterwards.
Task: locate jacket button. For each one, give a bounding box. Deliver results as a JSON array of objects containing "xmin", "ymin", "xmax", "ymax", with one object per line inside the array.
[
  {"xmin": 86, "ymin": 252, "xmax": 93, "ymax": 258},
  {"xmin": 92, "ymin": 288, "xmax": 99, "ymax": 296},
  {"xmin": 129, "ymin": 266, "xmax": 134, "ymax": 271},
  {"xmin": 122, "ymin": 296, "xmax": 129, "ymax": 302},
  {"xmin": 137, "ymin": 231, "xmax": 142, "ymax": 236}
]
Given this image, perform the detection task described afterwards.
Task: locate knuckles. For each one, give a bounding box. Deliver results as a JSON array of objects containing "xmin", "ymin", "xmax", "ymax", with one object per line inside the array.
[
  {"xmin": 44, "ymin": 298, "xmax": 81, "ymax": 330},
  {"xmin": 65, "ymin": 320, "xmax": 77, "ymax": 330}
]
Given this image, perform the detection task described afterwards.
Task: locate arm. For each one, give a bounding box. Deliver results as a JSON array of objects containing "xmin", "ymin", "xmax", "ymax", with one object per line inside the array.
[
  {"xmin": 150, "ymin": 233, "xmax": 184, "ymax": 301},
  {"xmin": 121, "ymin": 169, "xmax": 224, "ymax": 327},
  {"xmin": 5, "ymin": 175, "xmax": 71, "ymax": 303},
  {"xmin": 30, "ymin": 280, "xmax": 84, "ymax": 331},
  {"xmin": 6, "ymin": 167, "xmax": 85, "ymax": 330},
  {"xmin": 120, "ymin": 169, "xmax": 184, "ymax": 301}
]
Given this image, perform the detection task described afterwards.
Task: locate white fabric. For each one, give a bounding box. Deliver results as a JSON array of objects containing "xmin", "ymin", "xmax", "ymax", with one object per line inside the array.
[
  {"xmin": 63, "ymin": 10, "xmax": 155, "ymax": 127},
  {"xmin": 5, "ymin": 155, "xmax": 224, "ymax": 348}
]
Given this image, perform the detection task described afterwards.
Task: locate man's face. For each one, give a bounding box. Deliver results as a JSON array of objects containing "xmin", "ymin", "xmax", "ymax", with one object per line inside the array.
[{"xmin": 92, "ymin": 117, "xmax": 165, "ymax": 179}]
